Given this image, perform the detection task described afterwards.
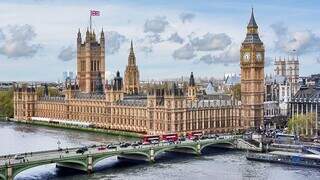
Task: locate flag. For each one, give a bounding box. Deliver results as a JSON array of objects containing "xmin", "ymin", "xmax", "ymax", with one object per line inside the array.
[{"xmin": 90, "ymin": 10, "xmax": 100, "ymax": 16}]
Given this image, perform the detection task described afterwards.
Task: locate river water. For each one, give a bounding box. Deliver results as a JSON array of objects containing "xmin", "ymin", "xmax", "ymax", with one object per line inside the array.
[{"xmin": 0, "ymin": 121, "xmax": 319, "ymax": 180}]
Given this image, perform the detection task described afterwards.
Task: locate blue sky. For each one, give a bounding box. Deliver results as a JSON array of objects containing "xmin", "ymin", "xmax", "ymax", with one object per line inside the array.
[{"xmin": 0, "ymin": 0, "xmax": 319, "ymax": 81}]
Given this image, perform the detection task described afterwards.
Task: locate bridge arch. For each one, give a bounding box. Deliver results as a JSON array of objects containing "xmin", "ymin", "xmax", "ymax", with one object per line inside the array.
[
  {"xmin": 200, "ymin": 141, "xmax": 234, "ymax": 152},
  {"xmin": 92, "ymin": 151, "xmax": 150, "ymax": 166},
  {"xmin": 154, "ymin": 145, "xmax": 198, "ymax": 158},
  {"xmin": 13, "ymin": 159, "xmax": 87, "ymax": 179}
]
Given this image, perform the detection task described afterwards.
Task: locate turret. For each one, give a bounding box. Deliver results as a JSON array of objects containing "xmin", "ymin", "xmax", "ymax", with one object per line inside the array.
[
  {"xmin": 92, "ymin": 30, "xmax": 96, "ymax": 41},
  {"xmin": 106, "ymin": 71, "xmax": 124, "ymax": 102},
  {"xmin": 100, "ymin": 28, "xmax": 105, "ymax": 47},
  {"xmin": 85, "ymin": 28, "xmax": 90, "ymax": 42},
  {"xmin": 77, "ymin": 29, "xmax": 82, "ymax": 46},
  {"xmin": 95, "ymin": 72, "xmax": 104, "ymax": 94},
  {"xmin": 187, "ymin": 72, "xmax": 197, "ymax": 100}
]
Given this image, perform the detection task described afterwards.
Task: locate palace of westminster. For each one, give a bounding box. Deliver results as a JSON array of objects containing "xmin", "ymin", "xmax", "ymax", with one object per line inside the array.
[{"xmin": 13, "ymin": 10, "xmax": 300, "ymax": 135}]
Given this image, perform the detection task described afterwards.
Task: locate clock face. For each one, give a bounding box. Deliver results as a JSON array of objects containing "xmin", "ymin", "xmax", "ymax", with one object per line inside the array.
[
  {"xmin": 243, "ymin": 52, "xmax": 250, "ymax": 62},
  {"xmin": 256, "ymin": 52, "xmax": 263, "ymax": 61}
]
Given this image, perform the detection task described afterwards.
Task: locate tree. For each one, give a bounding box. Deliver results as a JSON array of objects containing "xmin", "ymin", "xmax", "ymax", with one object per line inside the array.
[
  {"xmin": 0, "ymin": 89, "xmax": 14, "ymax": 118},
  {"xmin": 288, "ymin": 112, "xmax": 316, "ymax": 137}
]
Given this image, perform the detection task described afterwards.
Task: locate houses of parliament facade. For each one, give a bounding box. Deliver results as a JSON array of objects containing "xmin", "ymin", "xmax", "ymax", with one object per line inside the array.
[{"xmin": 13, "ymin": 10, "xmax": 264, "ymax": 135}]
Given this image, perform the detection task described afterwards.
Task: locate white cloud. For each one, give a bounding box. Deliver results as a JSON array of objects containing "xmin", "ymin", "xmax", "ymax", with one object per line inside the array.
[
  {"xmin": 58, "ymin": 45, "xmax": 75, "ymax": 61},
  {"xmin": 168, "ymin": 32, "xmax": 184, "ymax": 44},
  {"xmin": 172, "ymin": 43, "xmax": 195, "ymax": 60},
  {"xmin": 144, "ymin": 16, "xmax": 169, "ymax": 34},
  {"xmin": 271, "ymin": 22, "xmax": 320, "ymax": 55},
  {"xmin": 179, "ymin": 12, "xmax": 195, "ymax": 23},
  {"xmin": 145, "ymin": 34, "xmax": 163, "ymax": 44},
  {"xmin": 190, "ymin": 33, "xmax": 232, "ymax": 51},
  {"xmin": 106, "ymin": 31, "xmax": 127, "ymax": 55},
  {"xmin": 0, "ymin": 24, "xmax": 41, "ymax": 59},
  {"xmin": 198, "ymin": 43, "xmax": 239, "ymax": 65}
]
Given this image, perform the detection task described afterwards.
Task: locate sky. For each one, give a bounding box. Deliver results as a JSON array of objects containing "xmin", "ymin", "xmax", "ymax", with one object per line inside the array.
[{"xmin": 0, "ymin": 0, "xmax": 320, "ymax": 82}]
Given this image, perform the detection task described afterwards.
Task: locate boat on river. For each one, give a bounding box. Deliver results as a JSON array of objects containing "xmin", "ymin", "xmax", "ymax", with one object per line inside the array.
[{"xmin": 246, "ymin": 151, "xmax": 320, "ymax": 168}]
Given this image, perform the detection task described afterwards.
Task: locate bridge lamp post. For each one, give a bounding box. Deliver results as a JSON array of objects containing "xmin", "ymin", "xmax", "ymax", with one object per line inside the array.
[{"xmin": 57, "ymin": 140, "xmax": 61, "ymax": 149}]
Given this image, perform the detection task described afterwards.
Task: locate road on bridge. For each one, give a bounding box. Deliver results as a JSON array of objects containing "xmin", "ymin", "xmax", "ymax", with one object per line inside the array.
[{"xmin": 0, "ymin": 135, "xmax": 237, "ymax": 167}]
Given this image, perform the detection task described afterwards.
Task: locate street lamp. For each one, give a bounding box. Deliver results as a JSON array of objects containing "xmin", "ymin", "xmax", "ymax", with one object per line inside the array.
[{"xmin": 57, "ymin": 140, "xmax": 61, "ymax": 150}]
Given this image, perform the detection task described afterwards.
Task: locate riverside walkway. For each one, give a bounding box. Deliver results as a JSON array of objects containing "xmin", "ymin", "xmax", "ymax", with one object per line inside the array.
[{"xmin": 0, "ymin": 135, "xmax": 259, "ymax": 180}]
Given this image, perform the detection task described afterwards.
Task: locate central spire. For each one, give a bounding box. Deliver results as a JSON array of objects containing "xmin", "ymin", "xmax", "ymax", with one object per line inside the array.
[
  {"xmin": 128, "ymin": 40, "xmax": 136, "ymax": 65},
  {"xmin": 130, "ymin": 40, "xmax": 133, "ymax": 52},
  {"xmin": 247, "ymin": 8, "xmax": 258, "ymax": 28}
]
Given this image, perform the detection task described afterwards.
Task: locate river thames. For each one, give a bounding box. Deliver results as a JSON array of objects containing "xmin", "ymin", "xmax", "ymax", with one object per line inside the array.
[{"xmin": 1, "ymin": 121, "xmax": 319, "ymax": 180}]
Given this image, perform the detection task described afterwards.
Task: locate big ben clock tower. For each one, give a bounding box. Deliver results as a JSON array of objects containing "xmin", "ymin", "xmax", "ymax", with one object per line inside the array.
[{"xmin": 240, "ymin": 9, "xmax": 265, "ymax": 130}]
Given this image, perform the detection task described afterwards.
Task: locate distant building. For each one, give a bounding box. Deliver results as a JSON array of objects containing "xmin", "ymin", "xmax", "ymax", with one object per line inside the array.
[
  {"xmin": 224, "ymin": 74, "xmax": 240, "ymax": 87},
  {"xmin": 289, "ymin": 79, "xmax": 320, "ymax": 136},
  {"xmin": 62, "ymin": 71, "xmax": 74, "ymax": 81},
  {"xmin": 274, "ymin": 56, "xmax": 299, "ymax": 95}
]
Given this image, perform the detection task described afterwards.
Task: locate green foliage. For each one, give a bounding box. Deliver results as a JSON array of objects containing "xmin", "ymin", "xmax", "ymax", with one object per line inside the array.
[
  {"xmin": 288, "ymin": 113, "xmax": 316, "ymax": 137},
  {"xmin": 0, "ymin": 89, "xmax": 14, "ymax": 118}
]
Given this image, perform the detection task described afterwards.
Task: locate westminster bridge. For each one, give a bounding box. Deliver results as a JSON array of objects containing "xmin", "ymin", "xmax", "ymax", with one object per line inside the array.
[{"xmin": 0, "ymin": 135, "xmax": 261, "ymax": 180}]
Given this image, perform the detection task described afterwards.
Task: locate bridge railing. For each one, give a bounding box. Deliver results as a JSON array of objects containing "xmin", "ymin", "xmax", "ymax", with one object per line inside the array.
[{"xmin": 0, "ymin": 147, "xmax": 81, "ymax": 160}]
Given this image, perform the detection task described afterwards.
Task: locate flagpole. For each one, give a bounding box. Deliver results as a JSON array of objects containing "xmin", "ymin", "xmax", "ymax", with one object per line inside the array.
[{"xmin": 90, "ymin": 10, "xmax": 92, "ymax": 32}]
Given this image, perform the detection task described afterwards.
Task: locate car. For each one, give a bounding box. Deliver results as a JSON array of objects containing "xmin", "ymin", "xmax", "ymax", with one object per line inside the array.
[
  {"xmin": 150, "ymin": 140, "xmax": 159, "ymax": 144},
  {"xmin": 14, "ymin": 154, "xmax": 24, "ymax": 160},
  {"xmin": 200, "ymin": 135, "xmax": 208, "ymax": 140},
  {"xmin": 131, "ymin": 142, "xmax": 139, "ymax": 147},
  {"xmin": 65, "ymin": 150, "xmax": 69, "ymax": 153},
  {"xmin": 58, "ymin": 148, "xmax": 63, "ymax": 151},
  {"xmin": 91, "ymin": 144, "xmax": 97, "ymax": 148},
  {"xmin": 98, "ymin": 146, "xmax": 107, "ymax": 151},
  {"xmin": 120, "ymin": 142, "xmax": 131, "ymax": 148},
  {"xmin": 120, "ymin": 143, "xmax": 128, "ymax": 148},
  {"xmin": 161, "ymin": 140, "xmax": 168, "ymax": 143},
  {"xmin": 107, "ymin": 144, "xmax": 117, "ymax": 149},
  {"xmin": 178, "ymin": 137, "xmax": 186, "ymax": 141},
  {"xmin": 82, "ymin": 147, "xmax": 88, "ymax": 151},
  {"xmin": 76, "ymin": 149, "xmax": 84, "ymax": 154}
]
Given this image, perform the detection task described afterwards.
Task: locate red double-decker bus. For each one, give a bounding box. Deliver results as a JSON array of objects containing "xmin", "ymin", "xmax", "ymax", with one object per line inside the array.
[
  {"xmin": 187, "ymin": 131, "xmax": 203, "ymax": 140},
  {"xmin": 143, "ymin": 135, "xmax": 160, "ymax": 144},
  {"xmin": 162, "ymin": 133, "xmax": 178, "ymax": 142}
]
